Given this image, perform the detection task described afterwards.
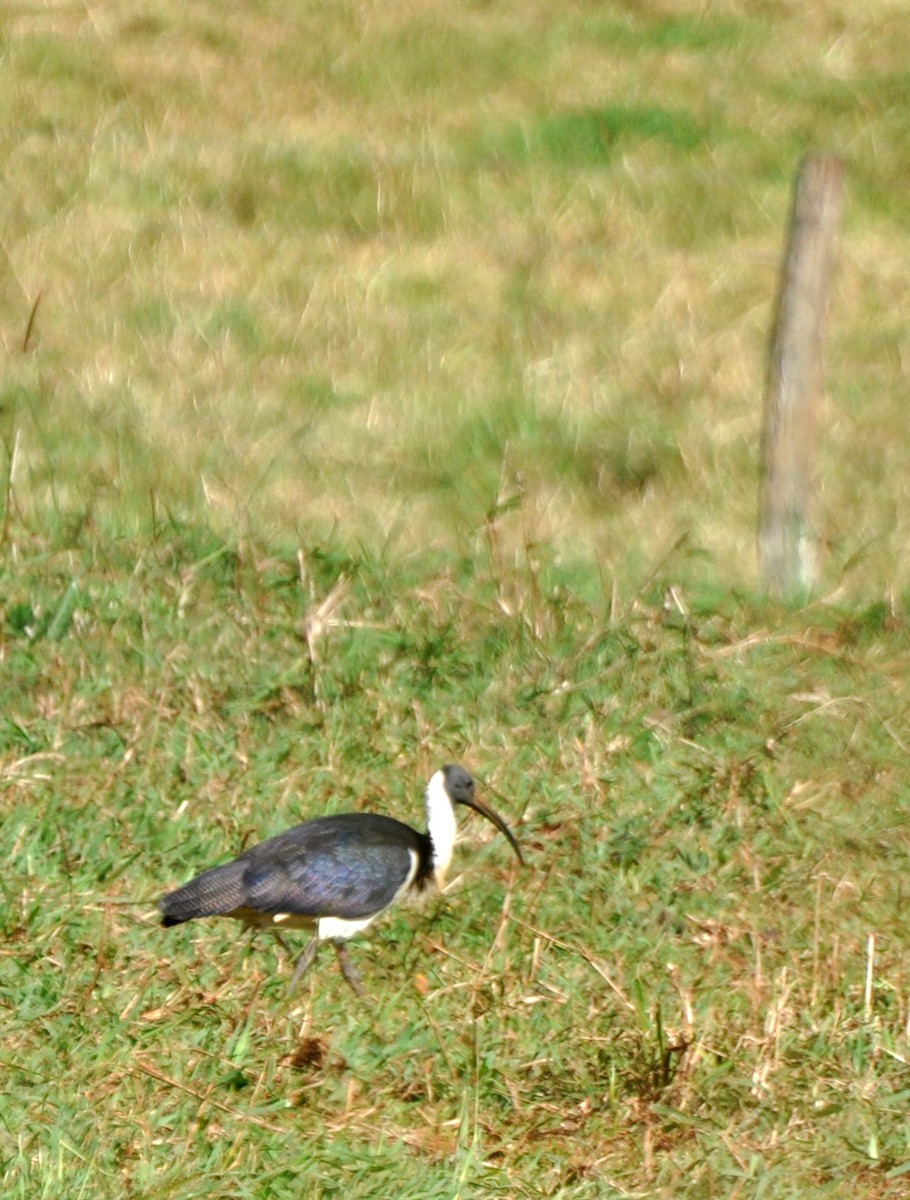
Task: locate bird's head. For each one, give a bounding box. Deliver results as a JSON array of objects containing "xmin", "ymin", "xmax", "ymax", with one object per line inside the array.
[
  {"xmin": 426, "ymin": 765, "xmax": 524, "ymax": 883},
  {"xmin": 442, "ymin": 764, "xmax": 524, "ymax": 864}
]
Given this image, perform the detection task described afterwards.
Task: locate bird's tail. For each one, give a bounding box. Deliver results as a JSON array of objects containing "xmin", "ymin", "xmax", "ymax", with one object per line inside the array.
[{"xmin": 159, "ymin": 861, "xmax": 246, "ymax": 926}]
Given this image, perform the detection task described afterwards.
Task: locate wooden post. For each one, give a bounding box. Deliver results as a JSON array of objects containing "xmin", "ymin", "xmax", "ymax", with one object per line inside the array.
[{"xmin": 758, "ymin": 154, "xmax": 843, "ymax": 597}]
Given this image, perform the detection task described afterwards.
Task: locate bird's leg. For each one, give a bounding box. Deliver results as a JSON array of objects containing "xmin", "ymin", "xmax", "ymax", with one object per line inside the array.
[
  {"xmin": 332, "ymin": 940, "xmax": 366, "ymax": 997},
  {"xmin": 272, "ymin": 930, "xmax": 293, "ymax": 956},
  {"xmin": 287, "ymin": 936, "xmax": 319, "ymax": 993}
]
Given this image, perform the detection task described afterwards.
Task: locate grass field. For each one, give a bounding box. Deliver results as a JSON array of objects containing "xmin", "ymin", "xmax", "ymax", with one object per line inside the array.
[{"xmin": 4, "ymin": 1, "xmax": 910, "ymax": 1196}]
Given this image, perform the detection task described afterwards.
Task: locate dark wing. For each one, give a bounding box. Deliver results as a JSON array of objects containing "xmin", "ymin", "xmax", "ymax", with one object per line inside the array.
[
  {"xmin": 159, "ymin": 859, "xmax": 247, "ymax": 925},
  {"xmin": 160, "ymin": 813, "xmax": 430, "ymax": 925},
  {"xmin": 240, "ymin": 814, "xmax": 426, "ymax": 919}
]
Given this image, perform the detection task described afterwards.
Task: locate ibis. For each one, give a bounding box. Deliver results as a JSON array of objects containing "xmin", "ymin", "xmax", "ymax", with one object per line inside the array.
[{"xmin": 159, "ymin": 764, "xmax": 522, "ymax": 993}]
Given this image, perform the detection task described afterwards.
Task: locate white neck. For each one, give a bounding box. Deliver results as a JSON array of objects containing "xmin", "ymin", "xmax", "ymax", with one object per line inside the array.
[{"xmin": 425, "ymin": 769, "xmax": 457, "ymax": 885}]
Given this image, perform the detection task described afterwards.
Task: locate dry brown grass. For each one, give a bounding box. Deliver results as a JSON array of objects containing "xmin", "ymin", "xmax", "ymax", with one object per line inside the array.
[{"xmin": 1, "ymin": 0, "xmax": 909, "ymax": 596}]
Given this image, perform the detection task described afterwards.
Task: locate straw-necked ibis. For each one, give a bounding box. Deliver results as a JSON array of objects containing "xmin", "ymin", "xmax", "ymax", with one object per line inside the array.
[{"xmin": 159, "ymin": 765, "xmax": 522, "ymax": 993}]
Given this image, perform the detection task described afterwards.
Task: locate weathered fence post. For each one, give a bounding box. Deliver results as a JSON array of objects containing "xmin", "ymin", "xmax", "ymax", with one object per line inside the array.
[{"xmin": 758, "ymin": 153, "xmax": 843, "ymax": 597}]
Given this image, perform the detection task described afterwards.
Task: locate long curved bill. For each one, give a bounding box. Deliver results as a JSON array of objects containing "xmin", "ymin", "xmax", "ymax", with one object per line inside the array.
[{"xmin": 462, "ymin": 796, "xmax": 524, "ymax": 865}]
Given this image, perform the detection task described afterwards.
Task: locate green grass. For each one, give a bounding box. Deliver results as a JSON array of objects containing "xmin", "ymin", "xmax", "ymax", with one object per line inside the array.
[
  {"xmin": 5, "ymin": 526, "xmax": 910, "ymax": 1196},
  {"xmin": 4, "ymin": 0, "xmax": 910, "ymax": 1195}
]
